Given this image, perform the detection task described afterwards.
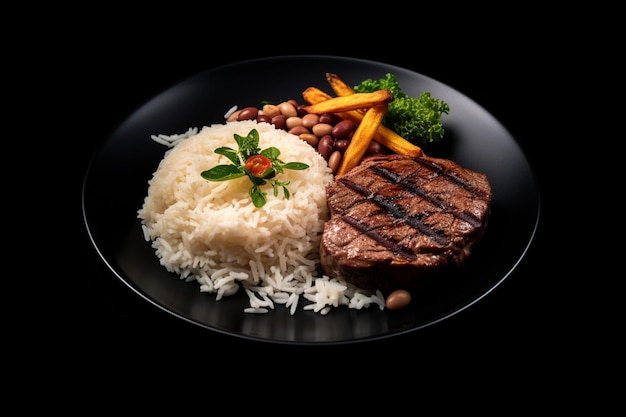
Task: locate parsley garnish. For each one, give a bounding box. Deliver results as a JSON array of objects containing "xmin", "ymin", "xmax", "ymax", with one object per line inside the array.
[{"xmin": 353, "ymin": 73, "xmax": 450, "ymax": 148}]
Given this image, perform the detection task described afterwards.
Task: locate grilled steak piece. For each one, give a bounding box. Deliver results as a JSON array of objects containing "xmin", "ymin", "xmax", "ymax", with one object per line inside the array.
[{"xmin": 320, "ymin": 153, "xmax": 492, "ymax": 293}]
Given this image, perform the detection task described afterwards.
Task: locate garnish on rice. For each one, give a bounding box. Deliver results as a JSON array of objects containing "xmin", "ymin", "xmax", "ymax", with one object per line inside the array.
[{"xmin": 200, "ymin": 128, "xmax": 309, "ymax": 208}]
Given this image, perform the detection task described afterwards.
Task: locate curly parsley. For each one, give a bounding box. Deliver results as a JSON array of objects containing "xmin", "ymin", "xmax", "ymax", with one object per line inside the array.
[{"xmin": 353, "ymin": 73, "xmax": 450, "ymax": 148}]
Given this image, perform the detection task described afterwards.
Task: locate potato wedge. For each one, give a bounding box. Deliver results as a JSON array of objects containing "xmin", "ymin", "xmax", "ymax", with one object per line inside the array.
[
  {"xmin": 336, "ymin": 103, "xmax": 388, "ymax": 176},
  {"xmin": 301, "ymin": 89, "xmax": 393, "ymax": 114}
]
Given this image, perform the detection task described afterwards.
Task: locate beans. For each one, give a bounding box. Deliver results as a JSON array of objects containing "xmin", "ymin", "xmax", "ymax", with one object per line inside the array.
[
  {"xmin": 385, "ymin": 289, "xmax": 411, "ymax": 310},
  {"xmin": 285, "ymin": 116, "xmax": 303, "ymax": 130},
  {"xmin": 288, "ymin": 126, "xmax": 310, "ymax": 136},
  {"xmin": 331, "ymin": 119, "xmax": 356, "ymax": 138},
  {"xmin": 278, "ymin": 101, "xmax": 297, "ymax": 117},
  {"xmin": 312, "ymin": 123, "xmax": 333, "ymax": 137},
  {"xmin": 237, "ymin": 106, "xmax": 258, "ymax": 121},
  {"xmin": 270, "ymin": 115, "xmax": 287, "ymax": 130},
  {"xmin": 366, "ymin": 140, "xmax": 385, "ymax": 155},
  {"xmin": 262, "ymin": 104, "xmax": 281, "ymax": 118},
  {"xmin": 234, "ymin": 99, "xmax": 390, "ymax": 168},
  {"xmin": 327, "ymin": 151, "xmax": 342, "ymax": 173},
  {"xmin": 317, "ymin": 135, "xmax": 334, "ymax": 160},
  {"xmin": 334, "ymin": 139, "xmax": 350, "ymax": 153},
  {"xmin": 257, "ymin": 114, "xmax": 272, "ymax": 124},
  {"xmin": 319, "ymin": 113, "xmax": 336, "ymax": 124},
  {"xmin": 299, "ymin": 133, "xmax": 319, "ymax": 147},
  {"xmin": 301, "ymin": 113, "xmax": 319, "ymax": 128}
]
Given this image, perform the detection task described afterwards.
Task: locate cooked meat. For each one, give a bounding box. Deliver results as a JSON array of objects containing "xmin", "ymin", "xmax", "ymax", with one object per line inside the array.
[{"xmin": 320, "ymin": 153, "xmax": 492, "ymax": 293}]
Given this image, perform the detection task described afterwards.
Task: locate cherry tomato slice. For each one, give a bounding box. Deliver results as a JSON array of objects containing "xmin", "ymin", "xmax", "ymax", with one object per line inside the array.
[{"xmin": 245, "ymin": 154, "xmax": 272, "ymax": 177}]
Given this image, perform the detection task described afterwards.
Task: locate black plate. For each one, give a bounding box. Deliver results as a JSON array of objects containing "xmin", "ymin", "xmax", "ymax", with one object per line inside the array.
[{"xmin": 82, "ymin": 56, "xmax": 540, "ymax": 345}]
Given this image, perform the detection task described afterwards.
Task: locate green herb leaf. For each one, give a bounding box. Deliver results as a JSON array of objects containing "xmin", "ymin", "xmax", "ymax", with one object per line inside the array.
[
  {"xmin": 259, "ymin": 168, "xmax": 276, "ymax": 179},
  {"xmin": 249, "ymin": 185, "xmax": 267, "ymax": 208},
  {"xmin": 260, "ymin": 147, "xmax": 280, "ymax": 160},
  {"xmin": 214, "ymin": 147, "xmax": 240, "ymax": 165},
  {"xmin": 200, "ymin": 165, "xmax": 245, "ymax": 181},
  {"xmin": 282, "ymin": 162, "xmax": 309, "ymax": 170}
]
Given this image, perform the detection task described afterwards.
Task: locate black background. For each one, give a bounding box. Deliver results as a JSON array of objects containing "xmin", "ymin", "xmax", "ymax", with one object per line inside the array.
[{"xmin": 51, "ymin": 14, "xmax": 589, "ymax": 390}]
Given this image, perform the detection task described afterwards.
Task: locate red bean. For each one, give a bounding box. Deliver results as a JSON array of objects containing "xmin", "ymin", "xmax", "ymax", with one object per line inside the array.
[
  {"xmin": 270, "ymin": 115, "xmax": 287, "ymax": 130},
  {"xmin": 296, "ymin": 104, "xmax": 309, "ymax": 116},
  {"xmin": 334, "ymin": 139, "xmax": 350, "ymax": 153},
  {"xmin": 257, "ymin": 114, "xmax": 272, "ymax": 124},
  {"xmin": 237, "ymin": 107, "xmax": 258, "ymax": 121},
  {"xmin": 317, "ymin": 135, "xmax": 334, "ymax": 160},
  {"xmin": 332, "ymin": 119, "xmax": 355, "ymax": 138},
  {"xmin": 319, "ymin": 113, "xmax": 335, "ymax": 124},
  {"xmin": 366, "ymin": 140, "xmax": 385, "ymax": 155}
]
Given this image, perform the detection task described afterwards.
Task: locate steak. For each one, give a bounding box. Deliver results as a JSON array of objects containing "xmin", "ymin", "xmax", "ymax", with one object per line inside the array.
[{"xmin": 320, "ymin": 153, "xmax": 492, "ymax": 293}]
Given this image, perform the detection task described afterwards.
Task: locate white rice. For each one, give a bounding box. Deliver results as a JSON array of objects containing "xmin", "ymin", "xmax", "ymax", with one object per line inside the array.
[
  {"xmin": 139, "ymin": 120, "xmax": 385, "ymax": 314},
  {"xmin": 150, "ymin": 127, "xmax": 199, "ymax": 148}
]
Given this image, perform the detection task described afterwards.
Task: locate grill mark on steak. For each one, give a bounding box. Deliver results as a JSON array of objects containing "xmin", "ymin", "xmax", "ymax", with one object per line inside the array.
[
  {"xmin": 370, "ymin": 165, "xmax": 447, "ymax": 209},
  {"xmin": 413, "ymin": 157, "xmax": 490, "ymax": 199},
  {"xmin": 338, "ymin": 176, "xmax": 450, "ymax": 247},
  {"xmin": 341, "ymin": 215, "xmax": 417, "ymax": 260},
  {"xmin": 369, "ymin": 163, "xmax": 484, "ymax": 228}
]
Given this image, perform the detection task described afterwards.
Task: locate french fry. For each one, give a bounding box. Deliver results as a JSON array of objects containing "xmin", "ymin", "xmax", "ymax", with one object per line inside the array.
[
  {"xmin": 302, "ymin": 87, "xmax": 423, "ymax": 158},
  {"xmin": 326, "ymin": 73, "xmax": 356, "ymax": 97},
  {"xmin": 336, "ymin": 103, "xmax": 388, "ymax": 177},
  {"xmin": 302, "ymin": 86, "xmax": 333, "ymax": 105},
  {"xmin": 301, "ymin": 89, "xmax": 393, "ymax": 114}
]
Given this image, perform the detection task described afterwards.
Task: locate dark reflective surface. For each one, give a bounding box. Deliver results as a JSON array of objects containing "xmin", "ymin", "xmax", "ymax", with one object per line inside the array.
[{"xmin": 82, "ymin": 56, "xmax": 539, "ymax": 344}]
